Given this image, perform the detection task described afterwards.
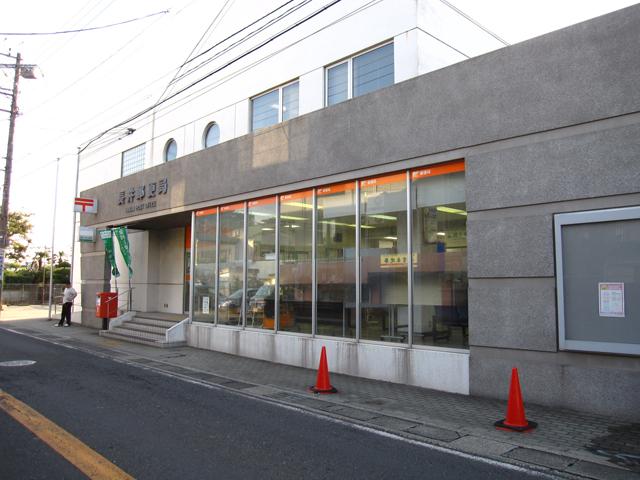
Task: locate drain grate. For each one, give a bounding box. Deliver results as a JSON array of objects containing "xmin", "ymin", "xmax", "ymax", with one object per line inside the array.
[{"xmin": 587, "ymin": 423, "xmax": 640, "ymax": 471}]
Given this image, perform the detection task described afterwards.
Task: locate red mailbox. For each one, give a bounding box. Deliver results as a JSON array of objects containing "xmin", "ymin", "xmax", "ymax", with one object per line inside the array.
[{"xmin": 96, "ymin": 292, "xmax": 118, "ymax": 318}]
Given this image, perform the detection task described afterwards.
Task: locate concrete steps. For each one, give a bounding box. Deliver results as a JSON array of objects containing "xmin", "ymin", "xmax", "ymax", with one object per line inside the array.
[{"xmin": 99, "ymin": 311, "xmax": 187, "ymax": 348}]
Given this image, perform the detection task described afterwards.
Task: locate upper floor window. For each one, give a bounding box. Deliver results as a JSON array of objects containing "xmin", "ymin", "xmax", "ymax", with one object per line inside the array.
[
  {"xmin": 164, "ymin": 139, "xmax": 177, "ymax": 162},
  {"xmin": 203, "ymin": 122, "xmax": 220, "ymax": 148},
  {"xmin": 121, "ymin": 143, "xmax": 145, "ymax": 177},
  {"xmin": 251, "ymin": 80, "xmax": 299, "ymax": 131},
  {"xmin": 326, "ymin": 42, "xmax": 394, "ymax": 106}
]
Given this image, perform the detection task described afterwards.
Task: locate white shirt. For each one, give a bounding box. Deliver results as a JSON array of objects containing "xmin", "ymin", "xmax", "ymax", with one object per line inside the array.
[{"xmin": 63, "ymin": 287, "xmax": 77, "ymax": 304}]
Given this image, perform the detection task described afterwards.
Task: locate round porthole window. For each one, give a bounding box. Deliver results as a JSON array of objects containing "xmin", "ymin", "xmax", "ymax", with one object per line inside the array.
[
  {"xmin": 204, "ymin": 123, "xmax": 220, "ymax": 148},
  {"xmin": 164, "ymin": 139, "xmax": 177, "ymax": 162}
]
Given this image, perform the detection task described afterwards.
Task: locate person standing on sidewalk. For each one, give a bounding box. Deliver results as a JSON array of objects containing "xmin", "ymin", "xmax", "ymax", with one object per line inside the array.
[{"xmin": 55, "ymin": 282, "xmax": 77, "ymax": 327}]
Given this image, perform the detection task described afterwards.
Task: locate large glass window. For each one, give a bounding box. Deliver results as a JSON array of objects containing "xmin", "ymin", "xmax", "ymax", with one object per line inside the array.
[
  {"xmin": 217, "ymin": 203, "xmax": 245, "ymax": 326},
  {"xmin": 360, "ymin": 173, "xmax": 408, "ymax": 343},
  {"xmin": 246, "ymin": 197, "xmax": 276, "ymax": 330},
  {"xmin": 121, "ymin": 143, "xmax": 145, "ymax": 177},
  {"xmin": 411, "ymin": 162, "xmax": 467, "ymax": 348},
  {"xmin": 252, "ymin": 81, "xmax": 299, "ymax": 131},
  {"xmin": 193, "ymin": 208, "xmax": 217, "ymax": 323},
  {"xmin": 353, "ymin": 42, "xmax": 394, "ymax": 97},
  {"xmin": 279, "ymin": 190, "xmax": 313, "ymax": 334},
  {"xmin": 325, "ymin": 42, "xmax": 394, "ymax": 106},
  {"xmin": 316, "ymin": 182, "xmax": 357, "ymax": 338}
]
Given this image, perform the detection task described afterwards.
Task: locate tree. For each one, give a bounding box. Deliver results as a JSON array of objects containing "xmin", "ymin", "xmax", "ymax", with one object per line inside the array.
[
  {"xmin": 6, "ymin": 212, "xmax": 33, "ymax": 267},
  {"xmin": 30, "ymin": 249, "xmax": 50, "ymax": 272}
]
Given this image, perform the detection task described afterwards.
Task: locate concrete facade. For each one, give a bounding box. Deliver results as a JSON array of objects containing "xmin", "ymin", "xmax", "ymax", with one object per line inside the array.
[{"xmin": 80, "ymin": 6, "xmax": 640, "ymax": 417}]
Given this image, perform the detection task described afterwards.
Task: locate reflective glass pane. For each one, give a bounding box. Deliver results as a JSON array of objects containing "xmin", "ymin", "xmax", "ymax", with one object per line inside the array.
[
  {"xmin": 282, "ymin": 82, "xmax": 299, "ymax": 121},
  {"xmin": 360, "ymin": 173, "xmax": 408, "ymax": 343},
  {"xmin": 327, "ymin": 62, "xmax": 348, "ymax": 106},
  {"xmin": 165, "ymin": 139, "xmax": 177, "ymax": 162},
  {"xmin": 316, "ymin": 183, "xmax": 357, "ymax": 338},
  {"xmin": 252, "ymin": 90, "xmax": 279, "ymax": 131},
  {"xmin": 193, "ymin": 208, "xmax": 217, "ymax": 323},
  {"xmin": 217, "ymin": 203, "xmax": 245, "ymax": 326},
  {"xmin": 246, "ymin": 197, "xmax": 276, "ymax": 330},
  {"xmin": 353, "ymin": 43, "xmax": 394, "ymax": 98},
  {"xmin": 205, "ymin": 123, "xmax": 220, "ymax": 148},
  {"xmin": 279, "ymin": 190, "xmax": 313, "ymax": 334},
  {"xmin": 411, "ymin": 164, "xmax": 467, "ymax": 348}
]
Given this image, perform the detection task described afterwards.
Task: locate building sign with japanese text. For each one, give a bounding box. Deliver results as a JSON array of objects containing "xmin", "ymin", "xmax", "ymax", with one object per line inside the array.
[{"xmin": 118, "ymin": 177, "xmax": 169, "ymax": 214}]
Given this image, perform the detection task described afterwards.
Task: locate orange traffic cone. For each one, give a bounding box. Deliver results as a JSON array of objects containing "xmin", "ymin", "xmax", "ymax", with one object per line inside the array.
[
  {"xmin": 309, "ymin": 346, "xmax": 337, "ymax": 394},
  {"xmin": 494, "ymin": 368, "xmax": 537, "ymax": 432}
]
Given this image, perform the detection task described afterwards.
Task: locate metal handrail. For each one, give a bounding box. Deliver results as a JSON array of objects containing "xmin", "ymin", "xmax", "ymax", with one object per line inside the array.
[{"xmin": 102, "ymin": 287, "xmax": 135, "ymax": 312}]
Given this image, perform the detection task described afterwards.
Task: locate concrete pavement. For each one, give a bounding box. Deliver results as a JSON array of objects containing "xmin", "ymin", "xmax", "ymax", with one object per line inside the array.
[{"xmin": 1, "ymin": 306, "xmax": 638, "ymax": 480}]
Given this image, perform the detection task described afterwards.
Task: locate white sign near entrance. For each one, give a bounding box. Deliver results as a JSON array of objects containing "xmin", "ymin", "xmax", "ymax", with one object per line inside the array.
[{"xmin": 598, "ymin": 282, "xmax": 625, "ymax": 317}]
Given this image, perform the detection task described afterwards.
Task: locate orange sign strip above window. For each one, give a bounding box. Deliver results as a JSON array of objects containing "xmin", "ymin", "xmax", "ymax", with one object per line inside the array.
[
  {"xmin": 220, "ymin": 202, "xmax": 244, "ymax": 213},
  {"xmin": 196, "ymin": 207, "xmax": 218, "ymax": 217},
  {"xmin": 317, "ymin": 181, "xmax": 356, "ymax": 196},
  {"xmin": 248, "ymin": 196, "xmax": 276, "ymax": 208},
  {"xmin": 361, "ymin": 172, "xmax": 407, "ymax": 188},
  {"xmin": 411, "ymin": 160, "xmax": 464, "ymax": 180},
  {"xmin": 280, "ymin": 190, "xmax": 313, "ymax": 202}
]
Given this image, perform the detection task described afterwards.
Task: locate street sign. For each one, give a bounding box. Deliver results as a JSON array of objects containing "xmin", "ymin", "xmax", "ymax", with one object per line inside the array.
[
  {"xmin": 78, "ymin": 226, "xmax": 96, "ymax": 243},
  {"xmin": 74, "ymin": 197, "xmax": 98, "ymax": 214}
]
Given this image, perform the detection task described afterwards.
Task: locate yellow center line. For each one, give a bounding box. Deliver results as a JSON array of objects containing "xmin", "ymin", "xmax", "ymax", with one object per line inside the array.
[{"xmin": 0, "ymin": 389, "xmax": 135, "ymax": 480}]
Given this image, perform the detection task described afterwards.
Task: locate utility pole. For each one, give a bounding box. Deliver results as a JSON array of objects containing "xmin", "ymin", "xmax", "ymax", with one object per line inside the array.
[{"xmin": 0, "ymin": 53, "xmax": 21, "ymax": 311}]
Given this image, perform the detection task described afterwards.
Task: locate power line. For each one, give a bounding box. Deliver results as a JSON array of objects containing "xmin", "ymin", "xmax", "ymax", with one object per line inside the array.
[
  {"xmin": 79, "ymin": 0, "xmax": 384, "ymax": 165},
  {"xmin": 0, "ymin": 10, "xmax": 170, "ymax": 36},
  {"xmin": 28, "ymin": 10, "xmax": 170, "ymax": 114},
  {"xmin": 80, "ymin": 0, "xmax": 344, "ymax": 151},
  {"xmin": 156, "ymin": 0, "xmax": 235, "ymax": 104},
  {"xmin": 438, "ymin": 0, "xmax": 510, "ymax": 46},
  {"xmin": 171, "ymin": 0, "xmax": 314, "ymax": 87}
]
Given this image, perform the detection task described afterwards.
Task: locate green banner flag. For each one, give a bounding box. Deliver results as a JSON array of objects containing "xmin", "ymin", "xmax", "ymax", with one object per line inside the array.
[
  {"xmin": 99, "ymin": 229, "xmax": 120, "ymax": 278},
  {"xmin": 113, "ymin": 226, "xmax": 133, "ymax": 276}
]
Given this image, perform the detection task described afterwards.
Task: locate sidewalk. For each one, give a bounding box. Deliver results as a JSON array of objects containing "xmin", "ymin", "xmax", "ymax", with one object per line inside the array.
[{"xmin": 1, "ymin": 308, "xmax": 638, "ymax": 480}]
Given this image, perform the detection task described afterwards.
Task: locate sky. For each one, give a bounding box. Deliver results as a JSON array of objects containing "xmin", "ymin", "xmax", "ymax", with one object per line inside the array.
[{"xmin": 0, "ymin": 0, "xmax": 638, "ymax": 264}]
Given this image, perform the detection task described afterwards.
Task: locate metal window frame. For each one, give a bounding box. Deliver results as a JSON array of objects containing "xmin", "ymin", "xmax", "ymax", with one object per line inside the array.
[
  {"xmin": 242, "ymin": 202, "xmax": 248, "ymax": 329},
  {"xmin": 555, "ymin": 206, "xmax": 640, "ymax": 355},
  {"xmin": 312, "ymin": 189, "xmax": 317, "ymax": 337},
  {"xmin": 214, "ymin": 208, "xmax": 220, "ymax": 326},
  {"xmin": 406, "ymin": 172, "xmax": 413, "ymax": 348},
  {"xmin": 189, "ymin": 212, "xmax": 195, "ymax": 323},
  {"xmin": 355, "ymin": 181, "xmax": 361, "ymax": 341},
  {"xmin": 275, "ymin": 197, "xmax": 281, "ymax": 333}
]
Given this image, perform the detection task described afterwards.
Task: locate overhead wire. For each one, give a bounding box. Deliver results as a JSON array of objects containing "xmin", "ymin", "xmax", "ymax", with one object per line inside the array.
[
  {"xmin": 80, "ymin": 0, "xmax": 344, "ymax": 151},
  {"xmin": 28, "ymin": 9, "xmax": 170, "ymax": 114},
  {"xmin": 438, "ymin": 0, "xmax": 510, "ymax": 46},
  {"xmin": 0, "ymin": 10, "xmax": 170, "ymax": 36},
  {"xmin": 15, "ymin": 0, "xmax": 304, "ymax": 161},
  {"xmin": 156, "ymin": 0, "xmax": 235, "ymax": 104},
  {"xmin": 9, "ymin": 1, "xmax": 214, "ymax": 164},
  {"xmin": 79, "ymin": 0, "xmax": 385, "ymax": 165},
  {"xmin": 170, "ymin": 0, "xmax": 314, "ymax": 86},
  {"xmin": 35, "ymin": 0, "xmax": 117, "ymax": 62}
]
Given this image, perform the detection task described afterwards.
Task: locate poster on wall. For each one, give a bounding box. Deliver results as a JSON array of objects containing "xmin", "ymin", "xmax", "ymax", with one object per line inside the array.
[
  {"xmin": 598, "ymin": 282, "xmax": 625, "ymax": 317},
  {"xmin": 202, "ymin": 296, "xmax": 210, "ymax": 315}
]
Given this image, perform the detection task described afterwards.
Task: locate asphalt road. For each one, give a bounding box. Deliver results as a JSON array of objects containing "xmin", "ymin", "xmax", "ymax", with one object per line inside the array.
[{"xmin": 0, "ymin": 329, "xmax": 544, "ymax": 479}]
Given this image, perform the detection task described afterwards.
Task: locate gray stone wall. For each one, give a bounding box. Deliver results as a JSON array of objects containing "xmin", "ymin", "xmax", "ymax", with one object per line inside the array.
[{"xmin": 466, "ymin": 120, "xmax": 640, "ymax": 420}]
